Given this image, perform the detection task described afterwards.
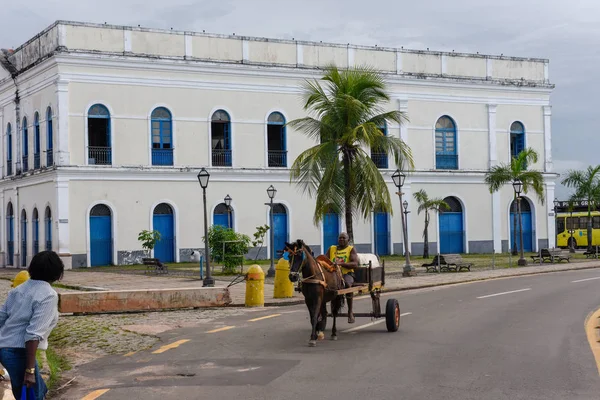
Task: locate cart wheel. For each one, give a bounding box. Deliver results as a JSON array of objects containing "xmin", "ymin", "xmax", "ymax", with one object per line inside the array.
[{"xmin": 385, "ymin": 298, "xmax": 400, "ymax": 332}]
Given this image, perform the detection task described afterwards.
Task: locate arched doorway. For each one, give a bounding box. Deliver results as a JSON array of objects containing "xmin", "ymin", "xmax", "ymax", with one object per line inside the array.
[
  {"xmin": 32, "ymin": 208, "xmax": 39, "ymax": 255},
  {"xmin": 213, "ymin": 203, "xmax": 233, "ymax": 229},
  {"xmin": 21, "ymin": 210, "xmax": 27, "ymax": 267},
  {"xmin": 374, "ymin": 210, "xmax": 390, "ymax": 256},
  {"xmin": 271, "ymin": 204, "xmax": 288, "ymax": 259},
  {"xmin": 153, "ymin": 203, "xmax": 175, "ymax": 262},
  {"xmin": 510, "ymin": 198, "xmax": 533, "ymax": 252},
  {"xmin": 6, "ymin": 203, "xmax": 13, "ymax": 265},
  {"xmin": 90, "ymin": 204, "xmax": 113, "ymax": 266},
  {"xmin": 45, "ymin": 207, "xmax": 52, "ymax": 251},
  {"xmin": 323, "ymin": 208, "xmax": 340, "ymax": 254},
  {"xmin": 439, "ymin": 197, "xmax": 464, "ymax": 253}
]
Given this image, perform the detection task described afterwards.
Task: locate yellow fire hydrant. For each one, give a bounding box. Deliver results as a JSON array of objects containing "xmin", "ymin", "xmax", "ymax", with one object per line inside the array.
[
  {"xmin": 274, "ymin": 258, "xmax": 293, "ymax": 298},
  {"xmin": 245, "ymin": 264, "xmax": 265, "ymax": 307}
]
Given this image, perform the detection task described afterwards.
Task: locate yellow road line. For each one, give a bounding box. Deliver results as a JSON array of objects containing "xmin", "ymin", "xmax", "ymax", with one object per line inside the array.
[
  {"xmin": 123, "ymin": 351, "xmax": 137, "ymax": 357},
  {"xmin": 81, "ymin": 389, "xmax": 110, "ymax": 400},
  {"xmin": 585, "ymin": 308, "xmax": 600, "ymax": 376},
  {"xmin": 248, "ymin": 314, "xmax": 281, "ymax": 322},
  {"xmin": 151, "ymin": 339, "xmax": 190, "ymax": 354},
  {"xmin": 206, "ymin": 326, "xmax": 235, "ymax": 333}
]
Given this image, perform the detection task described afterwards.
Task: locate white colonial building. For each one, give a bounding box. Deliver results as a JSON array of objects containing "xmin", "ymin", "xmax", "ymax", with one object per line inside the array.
[{"xmin": 0, "ymin": 21, "xmax": 556, "ymax": 269}]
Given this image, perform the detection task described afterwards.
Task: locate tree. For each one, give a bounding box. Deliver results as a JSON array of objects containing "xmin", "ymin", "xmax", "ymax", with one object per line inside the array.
[
  {"xmin": 138, "ymin": 230, "xmax": 161, "ymax": 259},
  {"xmin": 561, "ymin": 165, "xmax": 600, "ymax": 252},
  {"xmin": 288, "ymin": 66, "xmax": 414, "ymax": 243},
  {"xmin": 484, "ymin": 148, "xmax": 545, "ymax": 254},
  {"xmin": 413, "ymin": 189, "xmax": 450, "ymax": 258},
  {"xmin": 205, "ymin": 225, "xmax": 251, "ymax": 274}
]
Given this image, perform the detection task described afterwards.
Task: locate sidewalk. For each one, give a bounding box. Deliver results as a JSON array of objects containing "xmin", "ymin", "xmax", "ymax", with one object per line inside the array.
[{"xmin": 0, "ymin": 259, "xmax": 598, "ymax": 308}]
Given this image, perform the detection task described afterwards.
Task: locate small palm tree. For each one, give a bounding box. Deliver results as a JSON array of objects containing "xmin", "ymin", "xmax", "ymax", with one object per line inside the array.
[
  {"xmin": 288, "ymin": 66, "xmax": 414, "ymax": 243},
  {"xmin": 413, "ymin": 190, "xmax": 449, "ymax": 258},
  {"xmin": 484, "ymin": 148, "xmax": 545, "ymax": 256},
  {"xmin": 561, "ymin": 165, "xmax": 600, "ymax": 252}
]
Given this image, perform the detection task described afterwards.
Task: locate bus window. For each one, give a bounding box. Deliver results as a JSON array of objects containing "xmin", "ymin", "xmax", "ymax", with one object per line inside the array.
[
  {"xmin": 580, "ymin": 217, "xmax": 589, "ymax": 229},
  {"xmin": 567, "ymin": 217, "xmax": 578, "ymax": 230},
  {"xmin": 557, "ymin": 218, "xmax": 565, "ymax": 234},
  {"xmin": 594, "ymin": 216, "xmax": 600, "ymax": 229}
]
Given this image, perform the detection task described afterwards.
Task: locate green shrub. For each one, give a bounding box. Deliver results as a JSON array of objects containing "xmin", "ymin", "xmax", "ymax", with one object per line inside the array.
[{"xmin": 205, "ymin": 226, "xmax": 251, "ymax": 274}]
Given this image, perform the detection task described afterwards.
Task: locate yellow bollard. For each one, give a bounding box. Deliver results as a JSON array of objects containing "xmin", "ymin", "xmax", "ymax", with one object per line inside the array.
[
  {"xmin": 274, "ymin": 258, "xmax": 294, "ymax": 298},
  {"xmin": 245, "ymin": 264, "xmax": 265, "ymax": 307}
]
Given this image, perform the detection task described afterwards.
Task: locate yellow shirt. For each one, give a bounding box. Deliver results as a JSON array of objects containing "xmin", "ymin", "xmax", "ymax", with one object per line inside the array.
[{"xmin": 329, "ymin": 245, "xmax": 354, "ymax": 275}]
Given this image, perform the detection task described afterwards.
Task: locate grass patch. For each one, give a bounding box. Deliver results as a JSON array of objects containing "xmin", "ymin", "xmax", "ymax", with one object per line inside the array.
[{"xmin": 36, "ymin": 347, "xmax": 71, "ymax": 391}]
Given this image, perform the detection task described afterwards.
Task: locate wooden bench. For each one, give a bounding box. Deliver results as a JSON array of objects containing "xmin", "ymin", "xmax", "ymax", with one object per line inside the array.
[
  {"xmin": 531, "ymin": 248, "xmax": 571, "ymax": 263},
  {"xmin": 422, "ymin": 255, "xmax": 451, "ymax": 273},
  {"xmin": 584, "ymin": 249, "xmax": 599, "ymax": 258},
  {"xmin": 443, "ymin": 254, "xmax": 473, "ymax": 272},
  {"xmin": 143, "ymin": 258, "xmax": 168, "ymax": 274}
]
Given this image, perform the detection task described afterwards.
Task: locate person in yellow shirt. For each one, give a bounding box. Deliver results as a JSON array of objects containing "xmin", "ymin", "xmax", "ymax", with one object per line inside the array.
[
  {"xmin": 11, "ymin": 271, "xmax": 30, "ymax": 288},
  {"xmin": 328, "ymin": 233, "xmax": 359, "ymax": 324}
]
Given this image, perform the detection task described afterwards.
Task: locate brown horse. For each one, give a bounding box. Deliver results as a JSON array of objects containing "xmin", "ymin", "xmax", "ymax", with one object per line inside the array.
[{"xmin": 285, "ymin": 239, "xmax": 345, "ymax": 347}]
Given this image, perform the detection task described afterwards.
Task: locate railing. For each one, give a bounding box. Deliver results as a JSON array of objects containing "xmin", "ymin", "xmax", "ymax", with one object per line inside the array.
[
  {"xmin": 152, "ymin": 148, "xmax": 174, "ymax": 166},
  {"xmin": 45, "ymin": 240, "xmax": 52, "ymax": 252},
  {"xmin": 34, "ymin": 154, "xmax": 40, "ymax": 169},
  {"xmin": 212, "ymin": 149, "xmax": 232, "ymax": 167},
  {"xmin": 46, "ymin": 151, "xmax": 53, "ymax": 167},
  {"xmin": 268, "ymin": 150, "xmax": 287, "ymax": 167},
  {"xmin": 88, "ymin": 146, "xmax": 112, "ymax": 165},
  {"xmin": 371, "ymin": 152, "xmax": 388, "ymax": 169},
  {"xmin": 436, "ymin": 154, "xmax": 458, "ymax": 170},
  {"xmin": 22, "ymin": 156, "xmax": 28, "ymax": 172},
  {"xmin": 7, "ymin": 241, "xmax": 13, "ymax": 265},
  {"xmin": 6, "ymin": 161, "xmax": 12, "ymax": 176}
]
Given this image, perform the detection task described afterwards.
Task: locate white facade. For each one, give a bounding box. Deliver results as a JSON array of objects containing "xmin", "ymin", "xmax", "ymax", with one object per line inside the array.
[{"xmin": 0, "ymin": 21, "xmax": 557, "ymax": 268}]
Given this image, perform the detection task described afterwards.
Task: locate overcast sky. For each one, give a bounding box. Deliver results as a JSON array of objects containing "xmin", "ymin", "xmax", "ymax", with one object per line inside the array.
[{"xmin": 0, "ymin": 0, "xmax": 594, "ymax": 198}]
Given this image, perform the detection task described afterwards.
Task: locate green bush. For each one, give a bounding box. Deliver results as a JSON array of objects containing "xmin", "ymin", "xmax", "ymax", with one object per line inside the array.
[{"xmin": 205, "ymin": 226, "xmax": 251, "ymax": 274}]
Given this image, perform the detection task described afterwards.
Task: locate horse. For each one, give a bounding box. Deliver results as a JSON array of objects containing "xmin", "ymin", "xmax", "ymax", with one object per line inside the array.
[{"xmin": 285, "ymin": 239, "xmax": 345, "ymax": 347}]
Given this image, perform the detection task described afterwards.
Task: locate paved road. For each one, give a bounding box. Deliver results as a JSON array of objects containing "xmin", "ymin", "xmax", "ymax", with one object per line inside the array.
[{"xmin": 66, "ymin": 269, "xmax": 600, "ymax": 400}]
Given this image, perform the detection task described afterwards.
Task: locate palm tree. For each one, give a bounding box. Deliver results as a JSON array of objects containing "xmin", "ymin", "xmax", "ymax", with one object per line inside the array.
[
  {"xmin": 561, "ymin": 165, "xmax": 600, "ymax": 252},
  {"xmin": 484, "ymin": 148, "xmax": 545, "ymax": 257},
  {"xmin": 413, "ymin": 190, "xmax": 449, "ymax": 258},
  {"xmin": 288, "ymin": 66, "xmax": 414, "ymax": 243}
]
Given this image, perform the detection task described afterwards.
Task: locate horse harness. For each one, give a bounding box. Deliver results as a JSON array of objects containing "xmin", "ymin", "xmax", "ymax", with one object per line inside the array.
[{"xmin": 286, "ymin": 246, "xmax": 344, "ymax": 291}]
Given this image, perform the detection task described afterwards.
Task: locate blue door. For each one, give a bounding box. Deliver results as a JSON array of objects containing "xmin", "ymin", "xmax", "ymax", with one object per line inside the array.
[
  {"xmin": 374, "ymin": 212, "xmax": 390, "ymax": 256},
  {"xmin": 6, "ymin": 204, "xmax": 14, "ymax": 266},
  {"xmin": 213, "ymin": 214, "xmax": 229, "ymax": 228},
  {"xmin": 271, "ymin": 205, "xmax": 288, "ymax": 259},
  {"xmin": 439, "ymin": 212, "xmax": 464, "ymax": 253},
  {"xmin": 213, "ymin": 204, "xmax": 233, "ymax": 229},
  {"xmin": 323, "ymin": 213, "xmax": 340, "ymax": 254},
  {"xmin": 510, "ymin": 211, "xmax": 533, "ymax": 252},
  {"xmin": 90, "ymin": 204, "xmax": 112, "ymax": 266},
  {"xmin": 153, "ymin": 204, "xmax": 175, "ymax": 262}
]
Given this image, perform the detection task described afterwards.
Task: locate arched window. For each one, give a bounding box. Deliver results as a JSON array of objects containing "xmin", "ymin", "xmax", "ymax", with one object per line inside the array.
[
  {"xmin": 22, "ymin": 117, "xmax": 29, "ymax": 171},
  {"xmin": 6, "ymin": 203, "xmax": 14, "ymax": 265},
  {"xmin": 45, "ymin": 207, "xmax": 52, "ymax": 251},
  {"xmin": 267, "ymin": 112, "xmax": 286, "ymax": 167},
  {"xmin": 211, "ymin": 110, "xmax": 232, "ymax": 167},
  {"xmin": 6, "ymin": 123, "xmax": 12, "ymax": 176},
  {"xmin": 213, "ymin": 203, "xmax": 233, "ymax": 229},
  {"xmin": 435, "ymin": 116, "xmax": 457, "ymax": 170},
  {"xmin": 33, "ymin": 112, "xmax": 41, "ymax": 169},
  {"xmin": 151, "ymin": 107, "xmax": 173, "ymax": 166},
  {"xmin": 21, "ymin": 210, "xmax": 27, "ymax": 267},
  {"xmin": 87, "ymin": 104, "xmax": 111, "ymax": 165},
  {"xmin": 371, "ymin": 122, "xmax": 388, "ymax": 169},
  {"xmin": 32, "ymin": 208, "xmax": 39, "ymax": 255},
  {"xmin": 510, "ymin": 121, "xmax": 525, "ymax": 159},
  {"xmin": 46, "ymin": 107, "xmax": 54, "ymax": 167}
]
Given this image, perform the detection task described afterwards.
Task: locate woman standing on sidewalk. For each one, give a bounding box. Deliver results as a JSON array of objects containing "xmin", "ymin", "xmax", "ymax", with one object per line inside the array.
[{"xmin": 0, "ymin": 251, "xmax": 64, "ymax": 399}]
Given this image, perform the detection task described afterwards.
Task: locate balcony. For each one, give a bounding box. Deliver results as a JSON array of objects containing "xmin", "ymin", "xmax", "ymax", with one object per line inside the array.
[
  {"xmin": 152, "ymin": 148, "xmax": 174, "ymax": 166},
  {"xmin": 436, "ymin": 154, "xmax": 458, "ymax": 170},
  {"xmin": 268, "ymin": 150, "xmax": 287, "ymax": 168},
  {"xmin": 22, "ymin": 156, "xmax": 28, "ymax": 172},
  {"xmin": 370, "ymin": 152, "xmax": 388, "ymax": 169},
  {"xmin": 46, "ymin": 151, "xmax": 53, "ymax": 167},
  {"xmin": 34, "ymin": 154, "xmax": 40, "ymax": 169},
  {"xmin": 212, "ymin": 149, "xmax": 232, "ymax": 167},
  {"xmin": 6, "ymin": 161, "xmax": 12, "ymax": 176},
  {"xmin": 88, "ymin": 146, "xmax": 112, "ymax": 165}
]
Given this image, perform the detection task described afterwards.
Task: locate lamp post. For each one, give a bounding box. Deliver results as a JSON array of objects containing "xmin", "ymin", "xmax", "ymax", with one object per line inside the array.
[
  {"xmin": 512, "ymin": 179, "xmax": 527, "ymax": 266},
  {"xmin": 553, "ymin": 198, "xmax": 559, "ymax": 249},
  {"xmin": 568, "ymin": 201, "xmax": 575, "ymax": 253},
  {"xmin": 392, "ymin": 169, "xmax": 414, "ymax": 276},
  {"xmin": 266, "ymin": 185, "xmax": 277, "ymax": 277},
  {"xmin": 224, "ymin": 194, "xmax": 232, "ymax": 229},
  {"xmin": 197, "ymin": 168, "xmax": 214, "ymax": 287}
]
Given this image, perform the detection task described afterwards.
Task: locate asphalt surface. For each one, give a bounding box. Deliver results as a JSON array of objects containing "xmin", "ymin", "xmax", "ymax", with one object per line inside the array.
[{"xmin": 64, "ymin": 268, "xmax": 600, "ymax": 400}]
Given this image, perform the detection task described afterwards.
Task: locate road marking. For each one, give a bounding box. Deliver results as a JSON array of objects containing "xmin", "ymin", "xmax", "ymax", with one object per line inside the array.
[
  {"xmin": 585, "ymin": 308, "xmax": 600, "ymax": 376},
  {"xmin": 476, "ymin": 288, "xmax": 531, "ymax": 299},
  {"xmin": 123, "ymin": 351, "xmax": 137, "ymax": 357},
  {"xmin": 81, "ymin": 389, "xmax": 110, "ymax": 400},
  {"xmin": 341, "ymin": 312, "xmax": 412, "ymax": 333},
  {"xmin": 151, "ymin": 339, "xmax": 190, "ymax": 354},
  {"xmin": 572, "ymin": 276, "xmax": 600, "ymax": 283},
  {"xmin": 248, "ymin": 314, "xmax": 281, "ymax": 322},
  {"xmin": 206, "ymin": 326, "xmax": 235, "ymax": 334}
]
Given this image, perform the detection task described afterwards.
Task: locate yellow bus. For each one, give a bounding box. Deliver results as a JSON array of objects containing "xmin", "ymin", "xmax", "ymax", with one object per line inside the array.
[{"xmin": 556, "ymin": 211, "xmax": 600, "ymax": 248}]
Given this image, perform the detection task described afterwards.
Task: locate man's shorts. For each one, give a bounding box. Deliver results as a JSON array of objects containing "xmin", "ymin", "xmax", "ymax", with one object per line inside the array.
[{"xmin": 343, "ymin": 273, "xmax": 354, "ymax": 289}]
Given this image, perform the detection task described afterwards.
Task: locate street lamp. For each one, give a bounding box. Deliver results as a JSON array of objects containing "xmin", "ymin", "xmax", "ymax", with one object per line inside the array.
[
  {"xmin": 512, "ymin": 179, "xmax": 527, "ymax": 266},
  {"xmin": 553, "ymin": 198, "xmax": 559, "ymax": 249},
  {"xmin": 224, "ymin": 194, "xmax": 232, "ymax": 229},
  {"xmin": 266, "ymin": 185, "xmax": 277, "ymax": 277},
  {"xmin": 197, "ymin": 168, "xmax": 214, "ymax": 287},
  {"xmin": 392, "ymin": 169, "xmax": 414, "ymax": 276}
]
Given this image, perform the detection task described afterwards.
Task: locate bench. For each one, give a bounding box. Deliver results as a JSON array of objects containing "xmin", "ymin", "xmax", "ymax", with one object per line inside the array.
[
  {"xmin": 422, "ymin": 254, "xmax": 472, "ymax": 272},
  {"xmin": 142, "ymin": 258, "xmax": 169, "ymax": 274},
  {"xmin": 531, "ymin": 248, "xmax": 571, "ymax": 263},
  {"xmin": 584, "ymin": 249, "xmax": 599, "ymax": 258},
  {"xmin": 422, "ymin": 255, "xmax": 451, "ymax": 273}
]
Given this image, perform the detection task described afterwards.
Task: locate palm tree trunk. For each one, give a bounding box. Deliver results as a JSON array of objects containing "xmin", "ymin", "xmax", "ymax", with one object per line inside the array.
[
  {"xmin": 512, "ymin": 197, "xmax": 518, "ymax": 255},
  {"xmin": 588, "ymin": 200, "xmax": 593, "ymax": 252},
  {"xmin": 343, "ymin": 151, "xmax": 354, "ymax": 243},
  {"xmin": 423, "ymin": 212, "xmax": 429, "ymax": 258}
]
